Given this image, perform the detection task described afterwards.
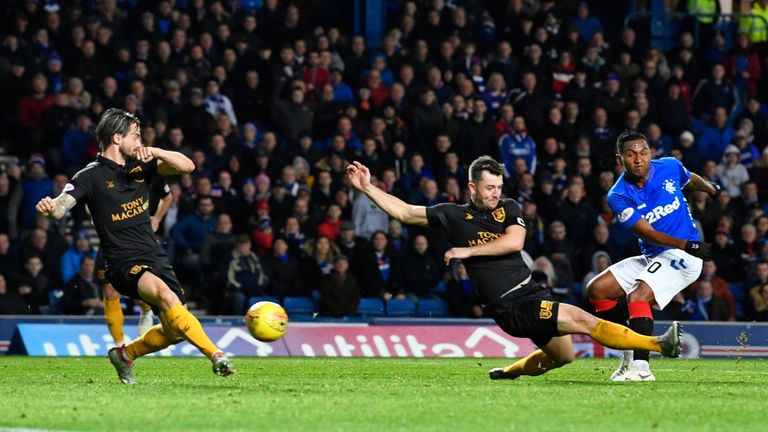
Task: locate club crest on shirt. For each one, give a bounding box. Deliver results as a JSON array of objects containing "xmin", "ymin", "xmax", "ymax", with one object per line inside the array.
[
  {"xmin": 491, "ymin": 207, "xmax": 506, "ymax": 223},
  {"xmin": 129, "ymin": 165, "xmax": 145, "ymax": 183},
  {"xmin": 664, "ymin": 179, "xmax": 676, "ymax": 194},
  {"xmin": 618, "ymin": 207, "xmax": 634, "ymax": 223},
  {"xmin": 105, "ymin": 180, "xmax": 115, "ymax": 189}
]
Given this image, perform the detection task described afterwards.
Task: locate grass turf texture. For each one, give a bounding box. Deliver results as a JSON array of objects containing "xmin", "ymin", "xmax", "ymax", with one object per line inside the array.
[{"xmin": 0, "ymin": 357, "xmax": 766, "ymax": 431}]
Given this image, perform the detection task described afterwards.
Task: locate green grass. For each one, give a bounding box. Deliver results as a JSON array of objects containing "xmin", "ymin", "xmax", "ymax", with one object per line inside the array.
[{"xmin": 0, "ymin": 357, "xmax": 766, "ymax": 431}]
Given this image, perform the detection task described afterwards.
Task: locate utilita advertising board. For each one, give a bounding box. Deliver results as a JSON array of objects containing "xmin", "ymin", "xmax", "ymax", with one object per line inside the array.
[{"xmin": 10, "ymin": 322, "xmax": 768, "ymax": 359}]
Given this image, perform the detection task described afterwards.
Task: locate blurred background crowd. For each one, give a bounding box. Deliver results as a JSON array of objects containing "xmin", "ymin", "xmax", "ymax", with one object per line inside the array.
[{"xmin": 0, "ymin": 0, "xmax": 766, "ymax": 321}]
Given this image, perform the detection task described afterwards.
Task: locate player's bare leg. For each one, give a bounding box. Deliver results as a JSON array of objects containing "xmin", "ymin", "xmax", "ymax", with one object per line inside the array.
[{"xmin": 586, "ymin": 270, "xmax": 633, "ymax": 380}]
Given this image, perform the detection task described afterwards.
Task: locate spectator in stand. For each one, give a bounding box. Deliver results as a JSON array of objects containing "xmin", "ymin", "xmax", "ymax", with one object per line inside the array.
[
  {"xmin": 582, "ymin": 251, "xmax": 612, "ymax": 302},
  {"xmin": 60, "ymin": 231, "xmax": 96, "ymax": 286},
  {"xmin": 21, "ymin": 155, "xmax": 54, "ymax": 231},
  {"xmin": 18, "ymin": 255, "xmax": 48, "ymax": 314},
  {"xmin": 204, "ymin": 77, "xmax": 237, "ymax": 126},
  {"xmin": 692, "ymin": 63, "xmax": 736, "ymax": 121},
  {"xmin": 317, "ymin": 203, "xmax": 343, "ymax": 242},
  {"xmin": 689, "ymin": 279, "xmax": 730, "ymax": 321},
  {"xmin": 693, "ymin": 260, "xmax": 736, "ymax": 320},
  {"xmin": 60, "ymin": 114, "xmax": 95, "ymax": 176},
  {"xmin": 556, "ymin": 179, "xmax": 597, "ymax": 248},
  {"xmin": 747, "ymin": 261, "xmax": 768, "ymax": 320},
  {"xmin": 359, "ymin": 230, "xmax": 403, "ymax": 299},
  {"xmin": 750, "ymin": 282, "xmax": 768, "ymax": 321},
  {"xmin": 699, "ymin": 106, "xmax": 735, "ymax": 161},
  {"xmin": 0, "ymin": 274, "xmax": 28, "ymax": 315},
  {"xmin": 445, "ymin": 261, "xmax": 483, "ymax": 318},
  {"xmin": 401, "ymin": 234, "xmax": 442, "ymax": 301},
  {"xmin": 251, "ymin": 219, "xmax": 274, "ymax": 257},
  {"xmin": 200, "ymin": 213, "xmax": 236, "ymax": 297},
  {"xmin": 221, "ymin": 234, "xmax": 269, "ymax": 315},
  {"xmin": 570, "ymin": 2, "xmax": 604, "ymax": 43},
  {"xmin": 499, "ymin": 116, "xmax": 536, "ymax": 177},
  {"xmin": 725, "ymin": 33, "xmax": 761, "ymax": 102},
  {"xmin": 60, "ymin": 255, "xmax": 103, "ymax": 315},
  {"xmin": 300, "ymin": 235, "xmax": 339, "ymax": 294},
  {"xmin": 18, "ymin": 73, "xmax": 54, "ymax": 156},
  {"xmin": 678, "ymin": 131, "xmax": 705, "ymax": 172},
  {"xmin": 319, "ymin": 255, "xmax": 360, "ymax": 317},
  {"xmin": 717, "ymin": 145, "xmax": 749, "ymax": 198},
  {"xmin": 171, "ymin": 195, "xmax": 217, "ymax": 276}
]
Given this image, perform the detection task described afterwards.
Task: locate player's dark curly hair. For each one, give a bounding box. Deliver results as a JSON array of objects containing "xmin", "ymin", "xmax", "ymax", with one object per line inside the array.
[
  {"xmin": 95, "ymin": 108, "xmax": 141, "ymax": 151},
  {"xmin": 616, "ymin": 130, "xmax": 649, "ymax": 155},
  {"xmin": 468, "ymin": 156, "xmax": 504, "ymax": 184}
]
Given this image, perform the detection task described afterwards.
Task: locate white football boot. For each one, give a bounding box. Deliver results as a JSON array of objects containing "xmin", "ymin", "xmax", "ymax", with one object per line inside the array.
[
  {"xmin": 610, "ymin": 350, "xmax": 634, "ymax": 381},
  {"xmin": 617, "ymin": 360, "xmax": 656, "ymax": 382}
]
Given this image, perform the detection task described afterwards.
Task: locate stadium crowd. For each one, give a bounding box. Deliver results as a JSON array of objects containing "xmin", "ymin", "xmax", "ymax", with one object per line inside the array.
[{"xmin": 0, "ymin": 0, "xmax": 767, "ymax": 321}]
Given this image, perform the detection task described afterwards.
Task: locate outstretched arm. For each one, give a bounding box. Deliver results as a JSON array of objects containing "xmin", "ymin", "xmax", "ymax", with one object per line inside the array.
[
  {"xmin": 684, "ymin": 172, "xmax": 719, "ymax": 195},
  {"xmin": 346, "ymin": 161, "xmax": 428, "ymax": 227},
  {"xmin": 36, "ymin": 193, "xmax": 77, "ymax": 220}
]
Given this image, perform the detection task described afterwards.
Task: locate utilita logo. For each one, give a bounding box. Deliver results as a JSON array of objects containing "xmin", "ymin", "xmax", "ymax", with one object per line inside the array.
[
  {"xmin": 281, "ymin": 326, "xmax": 536, "ymax": 358},
  {"xmin": 643, "ymin": 196, "xmax": 681, "ymax": 224}
]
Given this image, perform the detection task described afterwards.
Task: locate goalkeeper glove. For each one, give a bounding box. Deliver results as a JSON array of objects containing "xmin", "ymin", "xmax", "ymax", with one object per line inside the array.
[{"xmin": 684, "ymin": 240, "xmax": 713, "ymax": 260}]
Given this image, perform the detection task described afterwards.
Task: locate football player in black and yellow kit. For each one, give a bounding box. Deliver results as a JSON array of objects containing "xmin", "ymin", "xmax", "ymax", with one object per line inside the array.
[{"xmin": 37, "ymin": 108, "xmax": 234, "ymax": 384}]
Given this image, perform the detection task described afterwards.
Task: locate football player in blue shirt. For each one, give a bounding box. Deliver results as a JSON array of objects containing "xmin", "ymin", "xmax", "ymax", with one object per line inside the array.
[{"xmin": 587, "ymin": 130, "xmax": 718, "ymax": 381}]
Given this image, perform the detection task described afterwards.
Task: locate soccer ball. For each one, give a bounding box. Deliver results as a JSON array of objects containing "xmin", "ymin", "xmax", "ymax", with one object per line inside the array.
[{"xmin": 245, "ymin": 301, "xmax": 288, "ymax": 342}]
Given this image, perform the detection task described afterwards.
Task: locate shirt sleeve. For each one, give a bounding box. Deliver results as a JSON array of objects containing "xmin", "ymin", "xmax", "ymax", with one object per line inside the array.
[
  {"xmin": 152, "ymin": 177, "xmax": 171, "ymax": 198},
  {"xmin": 608, "ymin": 192, "xmax": 642, "ymax": 228},
  {"xmin": 140, "ymin": 158, "xmax": 159, "ymax": 179},
  {"xmin": 503, "ymin": 199, "xmax": 526, "ymax": 229},
  {"xmin": 671, "ymin": 157, "xmax": 692, "ymax": 187},
  {"xmin": 426, "ymin": 202, "xmax": 453, "ymax": 230},
  {"xmin": 63, "ymin": 169, "xmax": 90, "ymax": 203}
]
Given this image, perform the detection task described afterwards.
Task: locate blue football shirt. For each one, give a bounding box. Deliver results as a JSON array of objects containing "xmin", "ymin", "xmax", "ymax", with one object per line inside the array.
[{"xmin": 607, "ymin": 157, "xmax": 700, "ymax": 257}]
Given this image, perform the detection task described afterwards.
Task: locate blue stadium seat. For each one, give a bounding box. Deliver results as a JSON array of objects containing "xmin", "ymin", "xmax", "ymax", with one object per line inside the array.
[
  {"xmin": 358, "ymin": 298, "xmax": 385, "ymax": 317},
  {"xmin": 386, "ymin": 299, "xmax": 416, "ymax": 317},
  {"xmin": 284, "ymin": 296, "xmax": 316, "ymax": 320},
  {"xmin": 247, "ymin": 296, "xmax": 281, "ymax": 308},
  {"xmin": 416, "ymin": 298, "xmax": 450, "ymax": 317}
]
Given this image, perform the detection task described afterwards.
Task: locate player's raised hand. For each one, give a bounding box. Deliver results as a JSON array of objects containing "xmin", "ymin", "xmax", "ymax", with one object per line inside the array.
[
  {"xmin": 135, "ymin": 146, "xmax": 154, "ymax": 163},
  {"xmin": 36, "ymin": 196, "xmax": 58, "ymax": 217},
  {"xmin": 346, "ymin": 161, "xmax": 371, "ymax": 191}
]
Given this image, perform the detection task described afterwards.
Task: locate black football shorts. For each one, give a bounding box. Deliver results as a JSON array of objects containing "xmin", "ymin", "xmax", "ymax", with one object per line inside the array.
[
  {"xmin": 485, "ymin": 283, "xmax": 561, "ymax": 347},
  {"xmin": 105, "ymin": 256, "xmax": 186, "ymax": 314}
]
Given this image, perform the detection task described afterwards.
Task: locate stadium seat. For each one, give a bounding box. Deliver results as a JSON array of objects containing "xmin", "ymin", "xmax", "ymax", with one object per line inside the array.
[
  {"xmin": 247, "ymin": 296, "xmax": 281, "ymax": 308},
  {"xmin": 416, "ymin": 298, "xmax": 450, "ymax": 317},
  {"xmin": 358, "ymin": 298, "xmax": 385, "ymax": 317},
  {"xmin": 283, "ymin": 296, "xmax": 316, "ymax": 320},
  {"xmin": 46, "ymin": 289, "xmax": 64, "ymax": 315},
  {"xmin": 386, "ymin": 299, "xmax": 416, "ymax": 317}
]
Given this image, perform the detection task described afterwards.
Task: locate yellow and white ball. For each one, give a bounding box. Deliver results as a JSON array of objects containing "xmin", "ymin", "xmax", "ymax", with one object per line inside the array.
[{"xmin": 245, "ymin": 301, "xmax": 288, "ymax": 342}]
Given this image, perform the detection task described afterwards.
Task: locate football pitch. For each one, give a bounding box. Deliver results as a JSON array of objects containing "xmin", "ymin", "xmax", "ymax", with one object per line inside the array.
[{"xmin": 0, "ymin": 357, "xmax": 765, "ymax": 431}]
